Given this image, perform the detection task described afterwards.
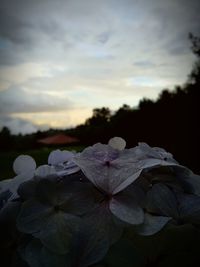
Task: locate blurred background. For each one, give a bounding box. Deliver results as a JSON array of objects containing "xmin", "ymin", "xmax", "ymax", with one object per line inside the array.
[{"xmin": 0, "ymin": 0, "xmax": 200, "ymax": 179}]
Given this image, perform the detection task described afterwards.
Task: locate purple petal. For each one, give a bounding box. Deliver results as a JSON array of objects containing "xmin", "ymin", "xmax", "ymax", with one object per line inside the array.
[
  {"xmin": 135, "ymin": 213, "xmax": 171, "ymax": 236},
  {"xmin": 48, "ymin": 150, "xmax": 74, "ymax": 165},
  {"xmin": 146, "ymin": 183, "xmax": 179, "ymax": 218},
  {"xmin": 74, "ymin": 144, "xmax": 142, "ymax": 193},
  {"xmin": 109, "ymin": 194, "xmax": 144, "ymax": 225}
]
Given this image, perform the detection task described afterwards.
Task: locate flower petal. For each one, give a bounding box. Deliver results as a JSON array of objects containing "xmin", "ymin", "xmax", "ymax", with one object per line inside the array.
[
  {"xmin": 35, "ymin": 165, "xmax": 56, "ymax": 177},
  {"xmin": 19, "ymin": 238, "xmax": 44, "ymax": 267},
  {"xmin": 146, "ymin": 183, "xmax": 179, "ymax": 218},
  {"xmin": 13, "ymin": 155, "xmax": 36, "ymax": 175},
  {"xmin": 20, "ymin": 238, "xmax": 72, "ymax": 267},
  {"xmin": 48, "ymin": 150, "xmax": 74, "ymax": 165},
  {"xmin": 178, "ymin": 193, "xmax": 200, "ymax": 224},
  {"xmin": 74, "ymin": 144, "xmax": 142, "ymax": 193},
  {"xmin": 109, "ymin": 195, "xmax": 144, "ymax": 225},
  {"xmin": 17, "ymin": 199, "xmax": 53, "ymax": 234},
  {"xmin": 0, "ymin": 172, "xmax": 34, "ymax": 201},
  {"xmin": 70, "ymin": 222, "xmax": 110, "ymax": 267},
  {"xmin": 84, "ymin": 205, "xmax": 123, "ymax": 245},
  {"xmin": 186, "ymin": 174, "xmax": 200, "ymax": 196},
  {"xmin": 56, "ymin": 165, "xmax": 80, "ymax": 176},
  {"xmin": 113, "ymin": 169, "xmax": 142, "ymax": 194},
  {"xmin": 17, "ymin": 179, "xmax": 38, "ymax": 200},
  {"xmin": 0, "ymin": 190, "xmax": 12, "ymax": 209},
  {"xmin": 133, "ymin": 143, "xmax": 179, "ymax": 169},
  {"xmin": 35, "ymin": 212, "xmax": 80, "ymax": 254},
  {"xmin": 135, "ymin": 213, "xmax": 171, "ymax": 236}
]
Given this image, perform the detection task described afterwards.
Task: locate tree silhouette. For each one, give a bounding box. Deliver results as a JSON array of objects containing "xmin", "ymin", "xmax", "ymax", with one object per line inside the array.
[
  {"xmin": 189, "ymin": 33, "xmax": 200, "ymax": 84},
  {"xmin": 0, "ymin": 127, "xmax": 13, "ymax": 150},
  {"xmin": 85, "ymin": 107, "xmax": 111, "ymax": 126}
]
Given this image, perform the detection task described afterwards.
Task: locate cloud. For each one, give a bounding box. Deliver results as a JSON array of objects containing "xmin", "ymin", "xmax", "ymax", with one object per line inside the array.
[
  {"xmin": 0, "ymin": 0, "xmax": 200, "ymax": 134},
  {"xmin": 0, "ymin": 7, "xmax": 33, "ymax": 45},
  {"xmin": 0, "ymin": 85, "xmax": 73, "ymax": 114},
  {"xmin": 133, "ymin": 60, "xmax": 156, "ymax": 68},
  {"xmin": 96, "ymin": 31, "xmax": 111, "ymax": 44},
  {"xmin": 0, "ymin": 115, "xmax": 39, "ymax": 135}
]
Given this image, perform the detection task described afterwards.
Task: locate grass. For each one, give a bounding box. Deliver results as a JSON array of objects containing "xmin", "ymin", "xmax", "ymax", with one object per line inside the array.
[{"xmin": 0, "ymin": 145, "xmax": 85, "ymax": 180}]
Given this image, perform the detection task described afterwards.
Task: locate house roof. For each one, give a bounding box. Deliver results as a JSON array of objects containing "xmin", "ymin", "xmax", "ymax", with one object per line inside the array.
[{"xmin": 37, "ymin": 134, "xmax": 79, "ymax": 145}]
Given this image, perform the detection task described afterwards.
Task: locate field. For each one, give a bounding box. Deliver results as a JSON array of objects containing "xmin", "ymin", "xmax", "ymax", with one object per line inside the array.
[{"xmin": 0, "ymin": 146, "xmax": 85, "ymax": 180}]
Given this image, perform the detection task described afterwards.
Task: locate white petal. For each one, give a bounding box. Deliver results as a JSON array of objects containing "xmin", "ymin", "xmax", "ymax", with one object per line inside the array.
[
  {"xmin": 13, "ymin": 155, "xmax": 36, "ymax": 175},
  {"xmin": 0, "ymin": 172, "xmax": 34, "ymax": 201},
  {"xmin": 48, "ymin": 150, "xmax": 74, "ymax": 165},
  {"xmin": 113, "ymin": 169, "xmax": 142, "ymax": 194},
  {"xmin": 74, "ymin": 144, "xmax": 142, "ymax": 194},
  {"xmin": 0, "ymin": 179, "xmax": 12, "ymax": 193},
  {"xmin": 108, "ymin": 137, "xmax": 126, "ymax": 150},
  {"xmin": 56, "ymin": 166, "xmax": 80, "ymax": 176},
  {"xmin": 35, "ymin": 165, "xmax": 56, "ymax": 177}
]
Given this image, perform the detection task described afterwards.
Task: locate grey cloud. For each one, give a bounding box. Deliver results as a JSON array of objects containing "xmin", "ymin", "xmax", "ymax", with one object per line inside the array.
[
  {"xmin": 0, "ymin": 0, "xmax": 72, "ymax": 66},
  {"xmin": 133, "ymin": 60, "xmax": 156, "ymax": 68},
  {"xmin": 161, "ymin": 31, "xmax": 195, "ymax": 57},
  {"xmin": 0, "ymin": 8, "xmax": 33, "ymax": 45},
  {"xmin": 168, "ymin": 44, "xmax": 189, "ymax": 56},
  {"xmin": 0, "ymin": 115, "xmax": 39, "ymax": 135},
  {"xmin": 96, "ymin": 31, "xmax": 111, "ymax": 44},
  {"xmin": 0, "ymin": 86, "xmax": 73, "ymax": 114},
  {"xmin": 0, "ymin": 46, "xmax": 23, "ymax": 66},
  {"xmin": 0, "ymin": 0, "xmax": 199, "ymax": 66}
]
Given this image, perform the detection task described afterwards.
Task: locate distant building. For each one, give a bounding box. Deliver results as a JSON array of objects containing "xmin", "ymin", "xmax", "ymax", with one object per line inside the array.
[{"xmin": 37, "ymin": 133, "xmax": 79, "ymax": 145}]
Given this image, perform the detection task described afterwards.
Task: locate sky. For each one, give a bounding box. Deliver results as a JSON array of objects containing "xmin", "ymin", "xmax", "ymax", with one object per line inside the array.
[{"xmin": 0, "ymin": 0, "xmax": 200, "ymax": 135}]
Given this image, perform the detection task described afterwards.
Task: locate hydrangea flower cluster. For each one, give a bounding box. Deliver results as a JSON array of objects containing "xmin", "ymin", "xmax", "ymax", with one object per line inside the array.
[{"xmin": 0, "ymin": 137, "xmax": 200, "ymax": 267}]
